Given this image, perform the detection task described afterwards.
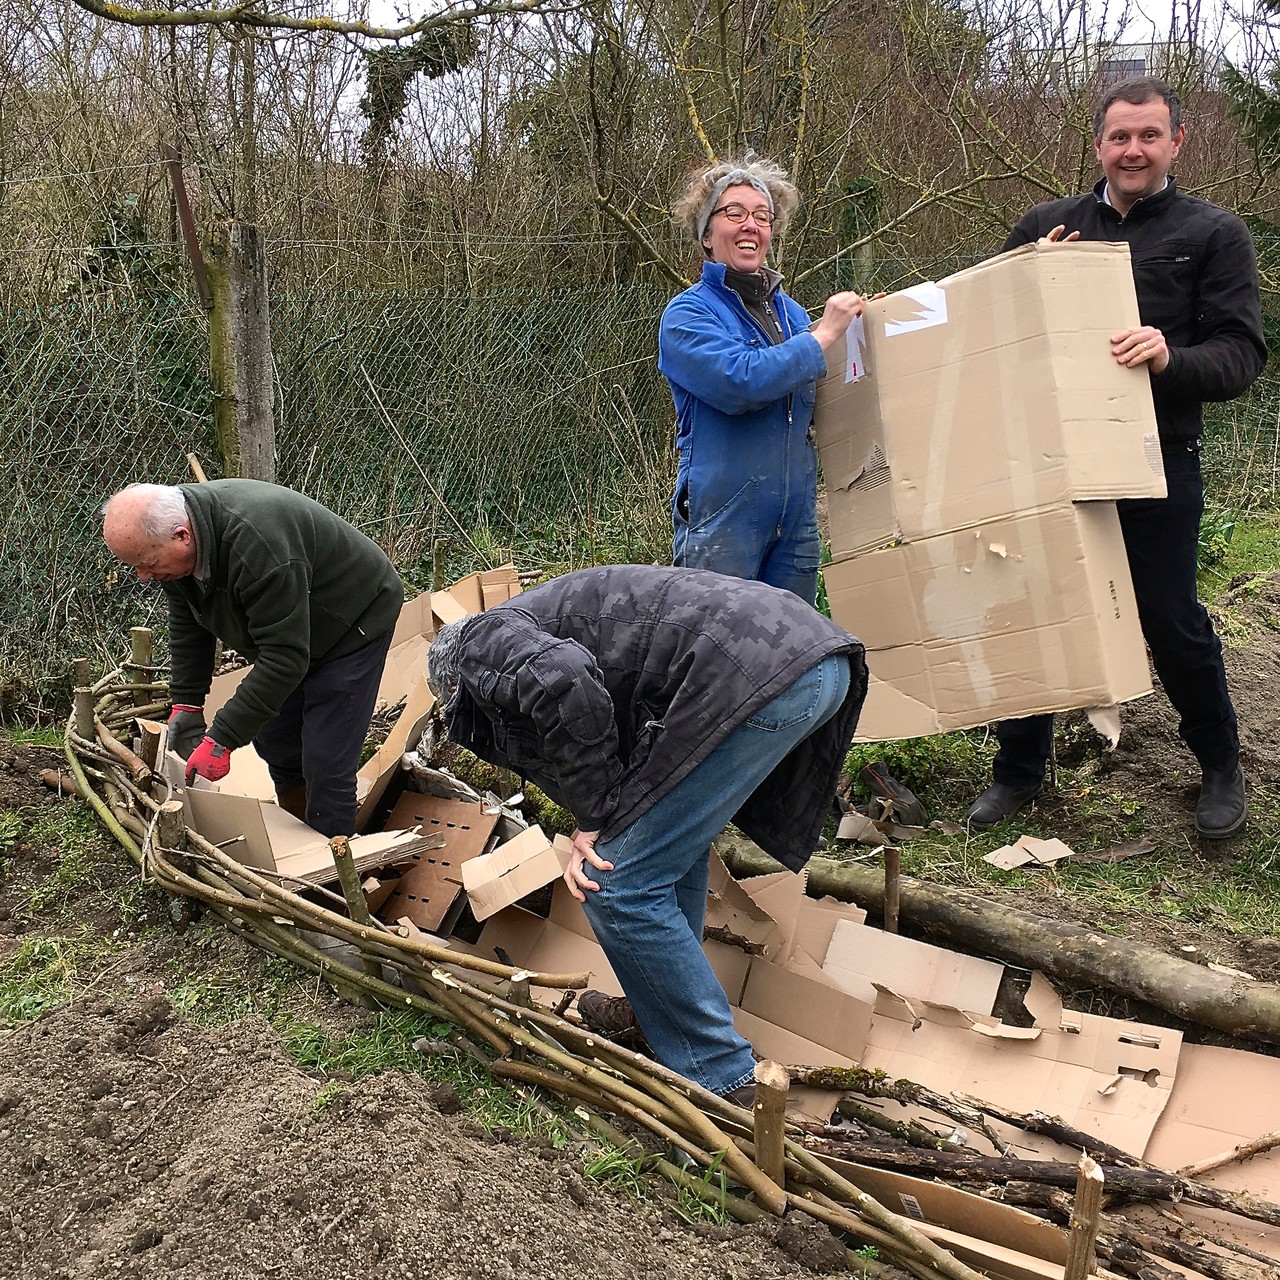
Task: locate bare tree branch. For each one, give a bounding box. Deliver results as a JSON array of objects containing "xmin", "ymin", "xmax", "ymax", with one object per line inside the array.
[{"xmin": 67, "ymin": 0, "xmax": 572, "ymax": 40}]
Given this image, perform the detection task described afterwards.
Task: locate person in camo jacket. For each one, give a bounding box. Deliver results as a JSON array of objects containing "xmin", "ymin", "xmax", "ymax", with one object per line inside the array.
[{"xmin": 426, "ymin": 564, "xmax": 867, "ymax": 1106}]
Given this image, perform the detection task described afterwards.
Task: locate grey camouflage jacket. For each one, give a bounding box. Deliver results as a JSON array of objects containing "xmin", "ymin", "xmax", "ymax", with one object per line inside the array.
[{"xmin": 442, "ymin": 565, "xmax": 867, "ymax": 870}]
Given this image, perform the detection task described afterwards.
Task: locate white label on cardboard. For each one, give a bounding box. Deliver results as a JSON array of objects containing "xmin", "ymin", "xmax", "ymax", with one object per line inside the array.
[
  {"xmin": 883, "ymin": 283, "xmax": 947, "ymax": 336},
  {"xmin": 843, "ymin": 312, "xmax": 868, "ymax": 383}
]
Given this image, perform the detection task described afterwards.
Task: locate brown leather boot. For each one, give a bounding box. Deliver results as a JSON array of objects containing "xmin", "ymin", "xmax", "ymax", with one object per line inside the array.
[{"xmin": 276, "ymin": 785, "xmax": 307, "ymax": 821}]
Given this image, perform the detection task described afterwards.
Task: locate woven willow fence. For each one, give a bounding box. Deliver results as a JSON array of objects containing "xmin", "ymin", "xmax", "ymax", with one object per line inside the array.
[
  {"xmin": 63, "ymin": 652, "xmax": 1280, "ymax": 1279},
  {"xmin": 1, "ymin": 272, "xmax": 1277, "ymax": 716}
]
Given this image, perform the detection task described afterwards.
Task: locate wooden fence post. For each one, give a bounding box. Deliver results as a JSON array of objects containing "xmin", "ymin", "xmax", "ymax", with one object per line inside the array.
[{"xmin": 207, "ymin": 221, "xmax": 275, "ymax": 482}]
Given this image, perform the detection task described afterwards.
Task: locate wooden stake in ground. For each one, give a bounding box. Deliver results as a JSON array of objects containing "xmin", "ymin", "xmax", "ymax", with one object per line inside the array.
[
  {"xmin": 1064, "ymin": 1154, "xmax": 1104, "ymax": 1279},
  {"xmin": 73, "ymin": 659, "xmax": 94, "ymax": 740},
  {"xmin": 328, "ymin": 835, "xmax": 385, "ymax": 995},
  {"xmin": 884, "ymin": 845, "xmax": 901, "ymax": 934},
  {"xmin": 751, "ymin": 1060, "xmax": 789, "ymax": 1187},
  {"xmin": 130, "ymin": 628, "xmax": 152, "ymax": 708}
]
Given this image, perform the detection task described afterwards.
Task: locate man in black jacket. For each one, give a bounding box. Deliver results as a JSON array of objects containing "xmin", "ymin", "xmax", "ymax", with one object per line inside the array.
[
  {"xmin": 427, "ymin": 565, "xmax": 867, "ymax": 1103},
  {"xmin": 102, "ymin": 480, "xmax": 404, "ymax": 837},
  {"xmin": 966, "ymin": 76, "xmax": 1267, "ymax": 840}
]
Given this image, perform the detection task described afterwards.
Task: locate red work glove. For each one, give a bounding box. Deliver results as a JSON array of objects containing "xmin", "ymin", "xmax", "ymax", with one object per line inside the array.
[
  {"xmin": 166, "ymin": 704, "xmax": 207, "ymax": 759},
  {"xmin": 185, "ymin": 736, "xmax": 233, "ymax": 785}
]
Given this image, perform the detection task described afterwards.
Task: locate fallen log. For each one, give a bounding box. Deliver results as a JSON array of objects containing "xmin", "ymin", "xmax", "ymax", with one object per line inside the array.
[{"xmin": 717, "ymin": 842, "xmax": 1280, "ymax": 1045}]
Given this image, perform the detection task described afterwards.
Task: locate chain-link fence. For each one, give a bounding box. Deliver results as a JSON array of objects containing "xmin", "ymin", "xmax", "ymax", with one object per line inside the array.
[{"xmin": 1, "ymin": 271, "xmax": 1276, "ymax": 719}]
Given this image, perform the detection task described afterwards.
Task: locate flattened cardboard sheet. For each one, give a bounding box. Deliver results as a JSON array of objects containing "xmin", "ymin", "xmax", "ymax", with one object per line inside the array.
[
  {"xmin": 985, "ymin": 835, "xmax": 1076, "ymax": 870},
  {"xmin": 862, "ymin": 993, "xmax": 1180, "ymax": 1157},
  {"xmin": 1144, "ymin": 1041, "xmax": 1280, "ymax": 1199},
  {"xmin": 830, "ymin": 1160, "xmax": 1070, "ymax": 1272},
  {"xmin": 181, "ymin": 782, "xmax": 422, "ymax": 883},
  {"xmin": 375, "ymin": 792, "xmax": 499, "ymax": 931},
  {"xmin": 823, "ymin": 919, "xmax": 1004, "ymax": 1013},
  {"xmin": 356, "ymin": 675, "xmax": 435, "ymax": 825}
]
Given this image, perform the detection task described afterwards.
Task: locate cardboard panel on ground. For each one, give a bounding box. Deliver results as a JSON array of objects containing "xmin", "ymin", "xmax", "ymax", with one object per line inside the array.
[
  {"xmin": 181, "ymin": 780, "xmax": 423, "ymax": 882},
  {"xmin": 1145, "ymin": 1041, "xmax": 1280, "ymax": 1197},
  {"xmin": 826, "ymin": 502, "xmax": 1152, "ymax": 740},
  {"xmin": 814, "ymin": 240, "xmax": 1165, "ymax": 560},
  {"xmin": 374, "ymin": 792, "xmax": 500, "ymax": 932},
  {"xmin": 825, "ymin": 1161, "xmax": 1089, "ymax": 1280}
]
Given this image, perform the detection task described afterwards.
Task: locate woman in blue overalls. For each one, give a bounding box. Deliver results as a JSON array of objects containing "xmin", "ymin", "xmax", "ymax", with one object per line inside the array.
[{"xmin": 659, "ymin": 158, "xmax": 867, "ymax": 605}]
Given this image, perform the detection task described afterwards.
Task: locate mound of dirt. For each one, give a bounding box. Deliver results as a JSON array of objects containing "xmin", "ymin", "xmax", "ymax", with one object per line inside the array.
[
  {"xmin": 0, "ymin": 747, "xmax": 854, "ymax": 1280},
  {"xmin": 0, "ymin": 991, "xmax": 844, "ymax": 1280}
]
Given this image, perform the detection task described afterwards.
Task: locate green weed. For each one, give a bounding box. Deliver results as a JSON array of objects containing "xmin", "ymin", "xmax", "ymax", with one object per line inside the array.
[
  {"xmin": 311, "ymin": 1079, "xmax": 350, "ymax": 1112},
  {"xmin": 0, "ymin": 810, "xmax": 24, "ymax": 847},
  {"xmin": 670, "ymin": 1150, "xmax": 730, "ymax": 1226},
  {"xmin": 584, "ymin": 1146, "xmax": 650, "ymax": 1199},
  {"xmin": 0, "ymin": 935, "xmax": 91, "ymax": 1025}
]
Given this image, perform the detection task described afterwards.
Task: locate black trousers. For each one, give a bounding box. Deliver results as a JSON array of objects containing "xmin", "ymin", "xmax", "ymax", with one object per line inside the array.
[
  {"xmin": 252, "ymin": 631, "xmax": 394, "ymax": 837},
  {"xmin": 994, "ymin": 446, "xmax": 1238, "ymax": 788}
]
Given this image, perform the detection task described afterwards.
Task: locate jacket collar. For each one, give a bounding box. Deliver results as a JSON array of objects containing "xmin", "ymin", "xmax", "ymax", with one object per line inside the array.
[
  {"xmin": 1092, "ymin": 174, "xmax": 1179, "ymax": 222},
  {"xmin": 178, "ymin": 483, "xmax": 214, "ymax": 589},
  {"xmin": 700, "ymin": 259, "xmax": 783, "ymax": 296}
]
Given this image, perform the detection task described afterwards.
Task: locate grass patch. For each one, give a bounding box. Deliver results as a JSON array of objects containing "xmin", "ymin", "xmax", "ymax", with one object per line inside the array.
[
  {"xmin": 278, "ymin": 1008, "xmax": 573, "ymax": 1141},
  {"xmin": 3, "ymin": 725, "xmax": 63, "ymax": 748},
  {"xmin": 18, "ymin": 804, "xmax": 130, "ymax": 916},
  {"xmin": 1200, "ymin": 505, "xmax": 1280, "ymax": 597},
  {"xmin": 0, "ymin": 935, "xmax": 98, "ymax": 1026}
]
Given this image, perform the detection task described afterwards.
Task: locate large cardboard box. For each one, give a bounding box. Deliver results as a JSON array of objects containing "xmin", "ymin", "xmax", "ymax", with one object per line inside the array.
[
  {"xmin": 815, "ymin": 240, "xmax": 1166, "ymax": 560},
  {"xmin": 815, "ymin": 241, "xmax": 1163, "ymax": 740},
  {"xmin": 825, "ymin": 502, "xmax": 1150, "ymax": 736}
]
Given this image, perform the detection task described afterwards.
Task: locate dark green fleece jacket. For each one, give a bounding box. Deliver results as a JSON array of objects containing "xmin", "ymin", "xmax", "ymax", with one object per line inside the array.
[{"xmin": 163, "ymin": 480, "xmax": 404, "ymax": 750}]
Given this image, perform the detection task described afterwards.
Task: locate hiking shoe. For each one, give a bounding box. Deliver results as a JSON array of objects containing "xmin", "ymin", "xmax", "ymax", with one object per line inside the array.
[
  {"xmin": 964, "ymin": 781, "xmax": 1042, "ymax": 829},
  {"xmin": 1196, "ymin": 762, "xmax": 1247, "ymax": 839},
  {"xmin": 577, "ymin": 990, "xmax": 648, "ymax": 1049},
  {"xmin": 720, "ymin": 1082, "xmax": 756, "ymax": 1110},
  {"xmin": 859, "ymin": 760, "xmax": 928, "ymax": 827}
]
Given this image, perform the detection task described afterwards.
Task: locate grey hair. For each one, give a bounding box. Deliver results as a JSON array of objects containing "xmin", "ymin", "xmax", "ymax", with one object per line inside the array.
[
  {"xmin": 101, "ymin": 483, "xmax": 190, "ymax": 542},
  {"xmin": 426, "ymin": 616, "xmax": 476, "ymax": 709},
  {"xmin": 672, "ymin": 157, "xmax": 801, "ymax": 252}
]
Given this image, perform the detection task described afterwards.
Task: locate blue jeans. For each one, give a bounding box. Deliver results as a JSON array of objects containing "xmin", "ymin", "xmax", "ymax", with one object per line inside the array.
[
  {"xmin": 581, "ymin": 654, "xmax": 851, "ymax": 1094},
  {"xmin": 672, "ymin": 480, "xmax": 822, "ymax": 606}
]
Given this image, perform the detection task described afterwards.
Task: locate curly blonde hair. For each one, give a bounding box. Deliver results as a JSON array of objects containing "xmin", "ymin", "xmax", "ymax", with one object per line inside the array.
[{"xmin": 672, "ymin": 157, "xmax": 801, "ymax": 252}]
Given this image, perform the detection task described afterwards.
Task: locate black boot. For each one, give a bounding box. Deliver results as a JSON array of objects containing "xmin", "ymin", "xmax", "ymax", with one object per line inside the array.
[
  {"xmin": 964, "ymin": 781, "xmax": 1042, "ymax": 829},
  {"xmin": 1196, "ymin": 762, "xmax": 1246, "ymax": 839}
]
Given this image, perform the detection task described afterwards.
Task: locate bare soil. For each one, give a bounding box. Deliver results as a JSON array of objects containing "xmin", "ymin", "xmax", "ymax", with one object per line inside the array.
[
  {"xmin": 0, "ymin": 744, "xmax": 854, "ymax": 1280},
  {"xmin": 3, "ymin": 572, "xmax": 1280, "ymax": 1276}
]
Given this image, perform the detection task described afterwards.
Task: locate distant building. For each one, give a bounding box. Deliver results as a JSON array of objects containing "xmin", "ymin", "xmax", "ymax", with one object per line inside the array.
[{"xmin": 1029, "ymin": 39, "xmax": 1226, "ymax": 93}]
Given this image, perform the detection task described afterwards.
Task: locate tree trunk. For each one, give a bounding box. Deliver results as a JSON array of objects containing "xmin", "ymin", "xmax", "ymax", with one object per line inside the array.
[{"xmin": 207, "ymin": 221, "xmax": 275, "ymax": 481}]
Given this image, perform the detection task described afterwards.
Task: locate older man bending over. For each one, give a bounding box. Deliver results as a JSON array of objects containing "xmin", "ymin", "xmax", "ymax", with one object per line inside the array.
[{"xmin": 101, "ymin": 480, "xmax": 403, "ymax": 837}]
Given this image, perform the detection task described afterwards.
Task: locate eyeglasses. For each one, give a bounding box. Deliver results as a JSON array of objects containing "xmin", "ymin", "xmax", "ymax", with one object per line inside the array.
[{"xmin": 711, "ymin": 203, "xmax": 774, "ymax": 226}]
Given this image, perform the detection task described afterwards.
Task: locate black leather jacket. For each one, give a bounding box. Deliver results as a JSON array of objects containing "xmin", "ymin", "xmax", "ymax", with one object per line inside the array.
[
  {"xmin": 1004, "ymin": 178, "xmax": 1267, "ymax": 446},
  {"xmin": 442, "ymin": 565, "xmax": 867, "ymax": 870}
]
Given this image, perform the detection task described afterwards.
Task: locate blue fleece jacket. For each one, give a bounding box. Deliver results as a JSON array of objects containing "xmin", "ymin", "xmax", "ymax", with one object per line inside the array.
[{"xmin": 658, "ymin": 261, "xmax": 829, "ymax": 597}]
